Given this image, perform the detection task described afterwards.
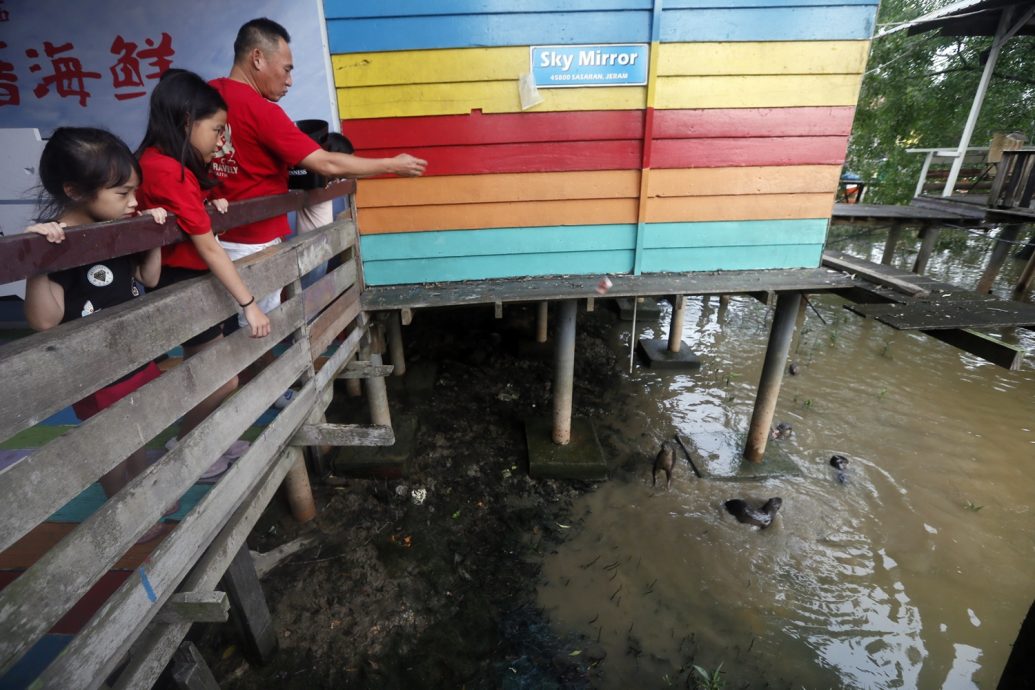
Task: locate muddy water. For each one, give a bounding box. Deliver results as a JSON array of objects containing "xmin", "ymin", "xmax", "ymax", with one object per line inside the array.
[{"xmin": 538, "ymin": 226, "xmax": 1035, "ymax": 689}]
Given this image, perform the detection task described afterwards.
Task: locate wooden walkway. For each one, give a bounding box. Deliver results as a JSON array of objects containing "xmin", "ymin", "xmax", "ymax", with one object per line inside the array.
[{"xmin": 832, "ymin": 201, "xmax": 986, "ymax": 222}]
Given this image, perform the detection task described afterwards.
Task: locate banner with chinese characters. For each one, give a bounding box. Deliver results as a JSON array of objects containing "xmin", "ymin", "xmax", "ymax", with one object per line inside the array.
[{"xmin": 0, "ymin": 0, "xmax": 336, "ymax": 145}]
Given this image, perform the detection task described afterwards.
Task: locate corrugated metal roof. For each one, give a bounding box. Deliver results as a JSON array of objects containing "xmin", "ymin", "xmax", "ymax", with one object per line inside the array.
[{"xmin": 876, "ymin": 0, "xmax": 1035, "ymax": 39}]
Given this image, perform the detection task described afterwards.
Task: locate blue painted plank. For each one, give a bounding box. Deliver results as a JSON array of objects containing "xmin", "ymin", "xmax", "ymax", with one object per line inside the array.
[
  {"xmin": 326, "ymin": 5, "xmax": 876, "ymax": 53},
  {"xmin": 0, "ymin": 634, "xmax": 71, "ymax": 690},
  {"xmin": 640, "ymin": 244, "xmax": 823, "ymax": 272},
  {"xmin": 363, "ymin": 250, "xmax": 634, "ymax": 284},
  {"xmin": 644, "ymin": 219, "xmax": 828, "ymax": 249},
  {"xmin": 360, "ymin": 224, "xmax": 637, "ymax": 261},
  {"xmin": 324, "ymin": 0, "xmax": 877, "ymax": 19}
]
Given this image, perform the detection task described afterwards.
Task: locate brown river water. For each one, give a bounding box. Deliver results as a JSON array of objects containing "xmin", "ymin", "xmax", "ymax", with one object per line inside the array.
[{"xmin": 538, "ymin": 225, "xmax": 1035, "ymax": 689}]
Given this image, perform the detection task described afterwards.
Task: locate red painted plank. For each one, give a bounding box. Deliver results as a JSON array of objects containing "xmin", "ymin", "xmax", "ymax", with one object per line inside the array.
[
  {"xmin": 0, "ymin": 569, "xmax": 131, "ymax": 635},
  {"xmin": 360, "ymin": 140, "xmax": 644, "ymax": 176},
  {"xmin": 342, "ymin": 107, "xmax": 854, "ymax": 150},
  {"xmin": 653, "ymin": 136, "xmax": 849, "ymax": 168}
]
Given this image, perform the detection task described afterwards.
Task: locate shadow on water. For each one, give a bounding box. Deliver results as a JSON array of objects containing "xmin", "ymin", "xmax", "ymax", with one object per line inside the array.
[{"xmin": 538, "ymin": 224, "xmax": 1035, "ymax": 689}]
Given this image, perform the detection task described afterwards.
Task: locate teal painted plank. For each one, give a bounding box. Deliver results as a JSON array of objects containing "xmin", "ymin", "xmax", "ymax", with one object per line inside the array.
[
  {"xmin": 360, "ymin": 224, "xmax": 636, "ymax": 261},
  {"xmin": 324, "ymin": 0, "xmax": 877, "ymax": 20},
  {"xmin": 644, "ymin": 219, "xmax": 829, "ymax": 249},
  {"xmin": 363, "ymin": 250, "xmax": 634, "ymax": 285},
  {"xmin": 326, "ymin": 5, "xmax": 877, "ymax": 53},
  {"xmin": 48, "ymin": 482, "xmax": 212, "ymax": 523},
  {"xmin": 640, "ymin": 244, "xmax": 823, "ymax": 272}
]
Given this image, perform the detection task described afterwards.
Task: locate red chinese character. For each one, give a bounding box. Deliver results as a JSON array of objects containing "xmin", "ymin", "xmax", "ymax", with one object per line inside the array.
[
  {"xmin": 109, "ymin": 35, "xmax": 146, "ymax": 100},
  {"xmin": 137, "ymin": 33, "xmax": 174, "ymax": 79},
  {"xmin": 0, "ymin": 42, "xmax": 17, "ymax": 106},
  {"xmin": 26, "ymin": 41, "xmax": 101, "ymax": 107}
]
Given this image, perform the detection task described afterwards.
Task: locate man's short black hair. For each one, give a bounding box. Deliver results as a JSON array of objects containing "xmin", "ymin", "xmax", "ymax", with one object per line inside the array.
[{"xmin": 234, "ymin": 18, "xmax": 291, "ymax": 63}]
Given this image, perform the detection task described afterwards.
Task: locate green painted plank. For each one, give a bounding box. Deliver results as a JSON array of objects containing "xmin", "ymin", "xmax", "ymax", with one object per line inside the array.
[
  {"xmin": 360, "ymin": 224, "xmax": 637, "ymax": 261},
  {"xmin": 640, "ymin": 244, "xmax": 823, "ymax": 272},
  {"xmin": 363, "ymin": 249, "xmax": 634, "ymax": 285},
  {"xmin": 643, "ymin": 218, "xmax": 829, "ymax": 249}
]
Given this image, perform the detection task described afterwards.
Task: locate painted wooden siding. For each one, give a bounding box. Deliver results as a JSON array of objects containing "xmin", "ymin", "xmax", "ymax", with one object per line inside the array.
[{"xmin": 326, "ymin": 2, "xmax": 874, "ymax": 285}]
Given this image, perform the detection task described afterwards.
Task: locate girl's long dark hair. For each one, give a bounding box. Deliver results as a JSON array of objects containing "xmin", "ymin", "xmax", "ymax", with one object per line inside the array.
[
  {"xmin": 36, "ymin": 127, "xmax": 141, "ymax": 222},
  {"xmin": 137, "ymin": 68, "xmax": 226, "ymax": 190}
]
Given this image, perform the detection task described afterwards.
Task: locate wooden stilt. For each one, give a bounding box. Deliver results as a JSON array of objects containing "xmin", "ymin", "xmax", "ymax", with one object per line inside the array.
[
  {"xmin": 169, "ymin": 641, "xmax": 220, "ymax": 690},
  {"xmin": 552, "ymin": 300, "xmax": 577, "ymax": 445},
  {"xmin": 364, "ymin": 350, "xmax": 393, "ymax": 428},
  {"xmin": 1013, "ymin": 245, "xmax": 1035, "ymax": 300},
  {"xmin": 977, "ymin": 224, "xmax": 1022, "ymax": 294},
  {"xmin": 881, "ymin": 221, "xmax": 903, "ymax": 266},
  {"xmin": 791, "ymin": 293, "xmax": 808, "ymax": 354},
  {"xmin": 221, "ymin": 545, "xmax": 278, "ymax": 665},
  {"xmin": 386, "ymin": 310, "xmax": 406, "ymax": 377},
  {"xmin": 744, "ymin": 292, "xmax": 802, "ymax": 463},
  {"xmin": 537, "ymin": 301, "xmax": 549, "ymax": 343},
  {"xmin": 913, "ymin": 224, "xmax": 941, "ymax": 275},
  {"xmin": 667, "ymin": 295, "xmax": 687, "ymax": 353},
  {"xmin": 345, "ymin": 376, "xmax": 362, "ymax": 397},
  {"xmin": 281, "ymin": 276, "xmax": 317, "ymax": 522}
]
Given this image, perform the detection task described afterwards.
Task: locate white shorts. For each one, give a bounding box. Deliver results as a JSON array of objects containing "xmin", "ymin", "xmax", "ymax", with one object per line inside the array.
[{"xmin": 220, "ymin": 237, "xmax": 282, "ymax": 327}]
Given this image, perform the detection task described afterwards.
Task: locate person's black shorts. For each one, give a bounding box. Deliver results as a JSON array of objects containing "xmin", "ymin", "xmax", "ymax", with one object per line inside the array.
[{"xmin": 156, "ymin": 266, "xmax": 237, "ymax": 347}]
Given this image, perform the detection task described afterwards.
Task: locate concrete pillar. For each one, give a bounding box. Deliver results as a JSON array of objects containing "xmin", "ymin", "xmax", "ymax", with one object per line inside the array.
[
  {"xmin": 744, "ymin": 292, "xmax": 802, "ymax": 463},
  {"xmin": 881, "ymin": 222, "xmax": 903, "ymax": 265},
  {"xmin": 912, "ymin": 224, "xmax": 941, "ymax": 275},
  {"xmin": 536, "ymin": 301, "xmax": 549, "ymax": 343},
  {"xmin": 387, "ymin": 310, "xmax": 406, "ymax": 377},
  {"xmin": 552, "ymin": 300, "xmax": 577, "ymax": 445},
  {"xmin": 977, "ymin": 224, "xmax": 1022, "ymax": 294},
  {"xmin": 667, "ymin": 295, "xmax": 686, "ymax": 353}
]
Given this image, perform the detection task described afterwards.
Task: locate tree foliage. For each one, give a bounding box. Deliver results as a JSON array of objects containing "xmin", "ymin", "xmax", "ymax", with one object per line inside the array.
[{"xmin": 847, "ymin": 0, "xmax": 1035, "ymax": 204}]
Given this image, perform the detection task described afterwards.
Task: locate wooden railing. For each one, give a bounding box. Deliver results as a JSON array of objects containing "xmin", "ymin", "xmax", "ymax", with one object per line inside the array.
[
  {"xmin": 0, "ymin": 181, "xmax": 387, "ymax": 688},
  {"xmin": 907, "ymin": 147, "xmax": 993, "ymax": 199},
  {"xmin": 988, "ymin": 148, "xmax": 1035, "ymax": 211}
]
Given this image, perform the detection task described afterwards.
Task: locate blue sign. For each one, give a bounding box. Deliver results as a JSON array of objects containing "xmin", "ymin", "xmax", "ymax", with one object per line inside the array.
[{"xmin": 531, "ymin": 44, "xmax": 649, "ymax": 88}]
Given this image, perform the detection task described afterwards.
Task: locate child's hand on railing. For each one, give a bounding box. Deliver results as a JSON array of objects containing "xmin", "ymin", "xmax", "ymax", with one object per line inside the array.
[
  {"xmin": 244, "ymin": 302, "xmax": 271, "ymax": 338},
  {"xmin": 140, "ymin": 207, "xmax": 168, "ymax": 224},
  {"xmin": 26, "ymin": 222, "xmax": 67, "ymax": 244},
  {"xmin": 210, "ymin": 198, "xmax": 229, "ymax": 214}
]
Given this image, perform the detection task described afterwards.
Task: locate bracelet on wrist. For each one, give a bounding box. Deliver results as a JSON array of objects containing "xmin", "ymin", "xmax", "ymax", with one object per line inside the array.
[{"xmin": 239, "ymin": 296, "xmax": 255, "ymax": 308}]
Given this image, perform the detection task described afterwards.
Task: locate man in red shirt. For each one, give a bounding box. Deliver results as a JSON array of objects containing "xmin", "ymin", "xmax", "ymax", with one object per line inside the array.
[{"xmin": 210, "ymin": 17, "xmax": 426, "ymax": 318}]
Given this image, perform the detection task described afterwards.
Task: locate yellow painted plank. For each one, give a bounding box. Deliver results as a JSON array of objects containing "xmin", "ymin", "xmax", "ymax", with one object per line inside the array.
[
  {"xmin": 655, "ymin": 74, "xmax": 863, "ymax": 109},
  {"xmin": 338, "ymin": 82, "xmax": 646, "ymax": 119},
  {"xmin": 646, "ymin": 193, "xmax": 835, "ymax": 223},
  {"xmin": 358, "ymin": 199, "xmax": 639, "ymax": 234},
  {"xmin": 332, "ymin": 41, "xmax": 870, "ymax": 88},
  {"xmin": 357, "ymin": 171, "xmax": 641, "ymax": 207},
  {"xmin": 657, "ymin": 41, "xmax": 869, "ymax": 76},
  {"xmin": 648, "ymin": 166, "xmax": 842, "ymax": 197}
]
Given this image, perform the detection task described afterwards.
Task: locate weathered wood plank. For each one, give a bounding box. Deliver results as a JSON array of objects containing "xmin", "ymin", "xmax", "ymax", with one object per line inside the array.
[
  {"xmin": 847, "ymin": 299, "xmax": 1035, "ymax": 331},
  {"xmin": 170, "ymin": 641, "xmax": 221, "ymax": 690},
  {"xmin": 822, "ymin": 250, "xmax": 930, "ymax": 297},
  {"xmin": 0, "ymin": 341, "xmax": 310, "ymax": 676},
  {"xmin": 0, "ymin": 296, "xmax": 305, "ymax": 555},
  {"xmin": 294, "ymin": 218, "xmax": 357, "ymax": 278},
  {"xmin": 222, "ymin": 545, "xmax": 277, "ymax": 663},
  {"xmin": 292, "ymin": 423, "xmax": 395, "ymax": 447},
  {"xmin": 923, "ymin": 328, "xmax": 1026, "ymax": 371},
  {"xmin": 156, "ymin": 592, "xmax": 230, "ymax": 625},
  {"xmin": 0, "ymin": 242, "xmax": 302, "ymax": 444},
  {"xmin": 251, "ymin": 536, "xmax": 319, "ymax": 579},
  {"xmin": 34, "ymin": 375, "xmax": 318, "ymax": 689},
  {"xmin": 303, "ymin": 260, "xmax": 358, "ymax": 320},
  {"xmin": 336, "ymin": 361, "xmax": 394, "ymax": 379},
  {"xmin": 308, "ymin": 286, "xmax": 362, "ymax": 358}
]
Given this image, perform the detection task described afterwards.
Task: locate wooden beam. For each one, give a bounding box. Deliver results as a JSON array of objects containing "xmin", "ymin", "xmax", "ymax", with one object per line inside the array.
[
  {"xmin": 292, "ymin": 423, "xmax": 395, "ymax": 447},
  {"xmin": 308, "ymin": 285, "xmax": 361, "ymax": 359},
  {"xmin": 222, "ymin": 545, "xmax": 277, "ymax": 664},
  {"xmin": 400, "ymin": 307, "xmax": 414, "ymax": 325},
  {"xmin": 822, "ymin": 251, "xmax": 930, "ymax": 297},
  {"xmin": 169, "ymin": 641, "xmax": 220, "ymax": 690},
  {"xmin": 156, "ymin": 592, "xmax": 230, "ymax": 625},
  {"xmin": 251, "ymin": 536, "xmax": 320, "ymax": 579},
  {"xmin": 336, "ymin": 361, "xmax": 394, "ymax": 379},
  {"xmin": 923, "ymin": 328, "xmax": 1026, "ymax": 371}
]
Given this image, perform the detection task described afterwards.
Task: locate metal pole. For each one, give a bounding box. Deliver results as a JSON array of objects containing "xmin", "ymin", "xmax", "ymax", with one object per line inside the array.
[
  {"xmin": 915, "ymin": 151, "xmax": 934, "ymax": 197},
  {"xmin": 387, "ymin": 310, "xmax": 406, "ymax": 377},
  {"xmin": 552, "ymin": 300, "xmax": 577, "ymax": 445},
  {"xmin": 744, "ymin": 292, "xmax": 802, "ymax": 463},
  {"xmin": 667, "ymin": 295, "xmax": 686, "ymax": 353},
  {"xmin": 881, "ymin": 221, "xmax": 903, "ymax": 265},
  {"xmin": 536, "ymin": 301, "xmax": 549, "ymax": 343},
  {"xmin": 977, "ymin": 224, "xmax": 1022, "ymax": 293},
  {"xmin": 943, "ymin": 8, "xmax": 1015, "ymax": 197}
]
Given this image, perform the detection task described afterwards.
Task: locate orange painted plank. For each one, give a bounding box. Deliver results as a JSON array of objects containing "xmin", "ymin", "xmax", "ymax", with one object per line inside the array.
[
  {"xmin": 357, "ymin": 171, "xmax": 640, "ymax": 208},
  {"xmin": 0, "ymin": 521, "xmax": 172, "ymax": 570},
  {"xmin": 648, "ymin": 165, "xmax": 842, "ymax": 197},
  {"xmin": 359, "ymin": 199, "xmax": 639, "ymax": 234},
  {"xmin": 646, "ymin": 193, "xmax": 835, "ymax": 223}
]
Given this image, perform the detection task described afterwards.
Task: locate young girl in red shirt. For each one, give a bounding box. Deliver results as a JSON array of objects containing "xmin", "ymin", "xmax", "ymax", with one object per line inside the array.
[
  {"xmin": 24, "ymin": 127, "xmax": 168, "ymax": 502},
  {"xmin": 136, "ymin": 69, "xmax": 270, "ymax": 452}
]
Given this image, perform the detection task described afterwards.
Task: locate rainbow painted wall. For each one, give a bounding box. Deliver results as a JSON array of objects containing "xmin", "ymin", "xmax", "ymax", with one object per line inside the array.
[{"xmin": 326, "ymin": 0, "xmax": 878, "ymax": 286}]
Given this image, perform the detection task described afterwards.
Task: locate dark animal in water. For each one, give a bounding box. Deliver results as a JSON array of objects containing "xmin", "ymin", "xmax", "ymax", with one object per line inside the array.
[
  {"xmin": 770, "ymin": 422, "xmax": 792, "ymax": 440},
  {"xmin": 830, "ymin": 454, "xmax": 849, "ymax": 483},
  {"xmin": 724, "ymin": 497, "xmax": 783, "ymax": 528},
  {"xmin": 653, "ymin": 443, "xmax": 675, "ymax": 489},
  {"xmin": 788, "ymin": 362, "xmax": 799, "ymax": 376}
]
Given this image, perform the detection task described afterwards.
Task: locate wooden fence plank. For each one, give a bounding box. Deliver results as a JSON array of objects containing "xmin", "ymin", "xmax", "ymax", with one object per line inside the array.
[
  {"xmin": 303, "ymin": 261, "xmax": 359, "ymax": 320},
  {"xmin": 309, "ymin": 286, "xmax": 362, "ymax": 358},
  {"xmin": 291, "ymin": 423, "xmax": 395, "ymax": 447},
  {"xmin": 0, "ymin": 296, "xmax": 305, "ymax": 555},
  {"xmin": 156, "ymin": 592, "xmax": 230, "ymax": 625},
  {"xmin": 0, "ymin": 340, "xmax": 310, "ymax": 676}
]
